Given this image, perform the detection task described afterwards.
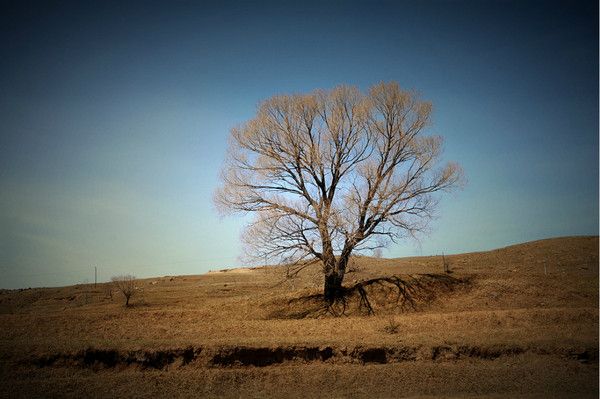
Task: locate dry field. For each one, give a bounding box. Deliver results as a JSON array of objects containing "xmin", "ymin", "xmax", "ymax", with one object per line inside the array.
[{"xmin": 0, "ymin": 236, "xmax": 598, "ymax": 398}]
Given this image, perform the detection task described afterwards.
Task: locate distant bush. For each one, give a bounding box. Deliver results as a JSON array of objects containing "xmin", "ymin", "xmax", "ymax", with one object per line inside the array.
[
  {"xmin": 383, "ymin": 316, "xmax": 400, "ymax": 334},
  {"xmin": 111, "ymin": 275, "xmax": 136, "ymax": 307}
]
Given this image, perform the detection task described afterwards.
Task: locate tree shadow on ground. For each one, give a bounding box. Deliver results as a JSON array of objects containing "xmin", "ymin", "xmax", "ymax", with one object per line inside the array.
[{"xmin": 268, "ymin": 273, "xmax": 472, "ymax": 319}]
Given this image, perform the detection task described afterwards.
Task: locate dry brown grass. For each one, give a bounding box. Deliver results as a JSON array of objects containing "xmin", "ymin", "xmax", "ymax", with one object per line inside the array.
[{"xmin": 0, "ymin": 236, "xmax": 598, "ymax": 398}]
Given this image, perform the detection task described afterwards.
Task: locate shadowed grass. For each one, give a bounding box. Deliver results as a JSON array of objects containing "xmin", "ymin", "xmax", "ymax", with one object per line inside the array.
[{"xmin": 269, "ymin": 273, "xmax": 471, "ymax": 318}]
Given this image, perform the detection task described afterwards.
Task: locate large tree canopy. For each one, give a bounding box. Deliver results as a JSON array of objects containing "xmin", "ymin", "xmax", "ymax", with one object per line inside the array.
[{"xmin": 215, "ymin": 82, "xmax": 463, "ymax": 301}]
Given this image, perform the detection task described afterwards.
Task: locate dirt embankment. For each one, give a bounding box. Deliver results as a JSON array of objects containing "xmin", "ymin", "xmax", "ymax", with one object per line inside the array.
[{"xmin": 32, "ymin": 343, "xmax": 597, "ymax": 370}]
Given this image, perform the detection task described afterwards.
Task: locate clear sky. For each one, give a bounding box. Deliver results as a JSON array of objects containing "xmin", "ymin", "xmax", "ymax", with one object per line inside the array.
[{"xmin": 0, "ymin": 0, "xmax": 597, "ymax": 289}]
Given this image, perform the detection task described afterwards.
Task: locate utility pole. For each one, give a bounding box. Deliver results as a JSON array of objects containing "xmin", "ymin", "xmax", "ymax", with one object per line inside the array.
[{"xmin": 94, "ymin": 266, "xmax": 97, "ymax": 288}]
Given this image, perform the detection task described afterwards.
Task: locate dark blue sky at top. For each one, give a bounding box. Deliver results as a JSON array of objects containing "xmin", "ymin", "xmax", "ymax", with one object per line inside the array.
[{"xmin": 0, "ymin": 0, "xmax": 597, "ymax": 288}]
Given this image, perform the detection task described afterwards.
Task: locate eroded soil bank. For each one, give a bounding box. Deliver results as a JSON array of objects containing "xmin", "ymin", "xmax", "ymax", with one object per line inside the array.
[{"xmin": 30, "ymin": 343, "xmax": 598, "ymax": 370}]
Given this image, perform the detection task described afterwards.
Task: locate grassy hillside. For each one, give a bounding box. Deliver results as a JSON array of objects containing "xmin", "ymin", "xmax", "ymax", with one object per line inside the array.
[{"xmin": 0, "ymin": 236, "xmax": 597, "ymax": 398}]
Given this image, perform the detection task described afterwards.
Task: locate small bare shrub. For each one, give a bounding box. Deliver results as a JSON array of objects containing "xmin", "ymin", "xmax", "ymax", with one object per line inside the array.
[
  {"xmin": 383, "ymin": 316, "xmax": 401, "ymax": 334},
  {"xmin": 111, "ymin": 275, "xmax": 136, "ymax": 307}
]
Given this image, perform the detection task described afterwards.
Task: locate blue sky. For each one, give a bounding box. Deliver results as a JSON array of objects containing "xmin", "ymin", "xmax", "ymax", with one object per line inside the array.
[{"xmin": 0, "ymin": 0, "xmax": 597, "ymax": 288}]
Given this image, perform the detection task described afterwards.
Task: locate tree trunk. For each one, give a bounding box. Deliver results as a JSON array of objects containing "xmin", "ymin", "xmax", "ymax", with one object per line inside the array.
[
  {"xmin": 323, "ymin": 253, "xmax": 350, "ymax": 303},
  {"xmin": 324, "ymin": 272, "xmax": 343, "ymax": 303}
]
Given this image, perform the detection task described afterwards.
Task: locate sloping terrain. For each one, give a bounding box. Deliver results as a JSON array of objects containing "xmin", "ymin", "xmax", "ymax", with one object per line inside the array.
[{"xmin": 0, "ymin": 236, "xmax": 597, "ymax": 398}]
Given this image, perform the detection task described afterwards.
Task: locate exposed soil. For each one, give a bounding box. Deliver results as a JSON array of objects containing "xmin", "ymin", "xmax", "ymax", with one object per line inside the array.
[{"xmin": 29, "ymin": 343, "xmax": 598, "ymax": 370}]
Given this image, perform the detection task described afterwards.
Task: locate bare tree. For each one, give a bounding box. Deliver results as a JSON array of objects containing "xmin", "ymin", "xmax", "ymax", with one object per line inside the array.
[
  {"xmin": 215, "ymin": 82, "xmax": 464, "ymax": 303},
  {"xmin": 111, "ymin": 275, "xmax": 136, "ymax": 307}
]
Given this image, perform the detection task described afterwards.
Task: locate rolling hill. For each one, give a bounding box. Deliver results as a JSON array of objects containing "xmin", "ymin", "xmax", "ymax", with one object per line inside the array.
[{"xmin": 0, "ymin": 236, "xmax": 597, "ymax": 398}]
